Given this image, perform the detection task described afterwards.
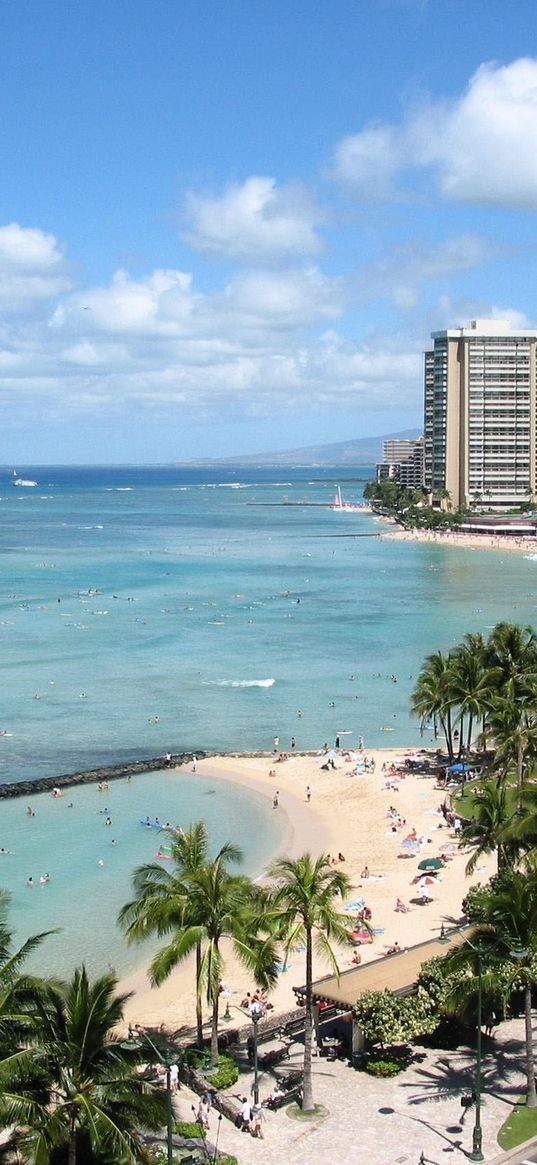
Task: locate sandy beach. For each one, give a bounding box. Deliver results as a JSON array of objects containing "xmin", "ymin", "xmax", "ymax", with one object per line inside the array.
[
  {"xmin": 380, "ymin": 522, "xmax": 537, "ymax": 555},
  {"xmin": 121, "ymin": 748, "xmax": 492, "ymax": 1032}
]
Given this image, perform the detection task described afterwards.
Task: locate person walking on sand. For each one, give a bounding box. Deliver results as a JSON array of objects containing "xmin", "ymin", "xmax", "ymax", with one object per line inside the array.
[
  {"xmin": 306, "ymin": 785, "xmax": 311, "ymax": 802},
  {"xmin": 272, "ymin": 791, "xmax": 279, "ymax": 809},
  {"xmin": 192, "ymin": 755, "xmax": 197, "ymax": 772}
]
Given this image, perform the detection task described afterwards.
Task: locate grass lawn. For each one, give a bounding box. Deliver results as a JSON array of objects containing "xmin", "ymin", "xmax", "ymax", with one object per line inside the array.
[
  {"xmin": 497, "ymin": 1096, "xmax": 537, "ymax": 1150},
  {"xmin": 456, "ymin": 777, "xmax": 520, "ymax": 820}
]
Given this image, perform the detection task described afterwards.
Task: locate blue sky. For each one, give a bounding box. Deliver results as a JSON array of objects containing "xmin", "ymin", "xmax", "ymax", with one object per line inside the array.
[{"xmin": 2, "ymin": 0, "xmax": 537, "ymax": 462}]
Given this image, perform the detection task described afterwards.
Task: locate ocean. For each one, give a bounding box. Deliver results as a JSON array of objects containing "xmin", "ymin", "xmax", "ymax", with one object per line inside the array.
[{"xmin": 1, "ymin": 462, "xmax": 536, "ymax": 974}]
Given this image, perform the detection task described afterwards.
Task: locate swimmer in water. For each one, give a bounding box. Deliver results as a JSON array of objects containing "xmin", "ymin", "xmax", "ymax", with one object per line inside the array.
[
  {"xmin": 97, "ymin": 859, "xmax": 104, "ymax": 867},
  {"xmin": 27, "ymin": 876, "xmax": 34, "ymax": 887}
]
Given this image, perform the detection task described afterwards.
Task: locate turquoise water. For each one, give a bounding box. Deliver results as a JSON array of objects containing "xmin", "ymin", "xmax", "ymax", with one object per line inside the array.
[
  {"xmin": 1, "ymin": 465, "xmax": 536, "ymax": 780},
  {"xmin": 0, "ymin": 767, "xmax": 283, "ymax": 977},
  {"xmin": 2, "ymin": 461, "xmax": 537, "ymax": 975}
]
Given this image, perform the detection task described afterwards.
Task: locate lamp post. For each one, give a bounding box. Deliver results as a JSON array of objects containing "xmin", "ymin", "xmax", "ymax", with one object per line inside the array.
[
  {"xmin": 470, "ymin": 946, "xmax": 484, "ymax": 1164},
  {"xmin": 121, "ymin": 1026, "xmax": 174, "ymax": 1165},
  {"xmin": 222, "ymin": 1001, "xmax": 261, "ymax": 1105},
  {"xmin": 250, "ymin": 1001, "xmax": 262, "ymax": 1106}
]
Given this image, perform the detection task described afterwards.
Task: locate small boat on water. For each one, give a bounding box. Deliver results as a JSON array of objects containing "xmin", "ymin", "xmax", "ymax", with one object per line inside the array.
[
  {"xmin": 330, "ymin": 485, "xmax": 362, "ymax": 512},
  {"xmin": 12, "ymin": 471, "xmax": 37, "ymax": 487}
]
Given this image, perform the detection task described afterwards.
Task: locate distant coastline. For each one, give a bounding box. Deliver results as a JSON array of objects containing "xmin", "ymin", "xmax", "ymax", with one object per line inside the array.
[{"xmin": 381, "ymin": 520, "xmax": 537, "ymax": 554}]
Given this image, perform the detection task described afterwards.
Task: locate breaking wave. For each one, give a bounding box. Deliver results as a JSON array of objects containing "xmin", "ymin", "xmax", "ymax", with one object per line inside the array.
[{"xmin": 205, "ymin": 678, "xmax": 276, "ymax": 688}]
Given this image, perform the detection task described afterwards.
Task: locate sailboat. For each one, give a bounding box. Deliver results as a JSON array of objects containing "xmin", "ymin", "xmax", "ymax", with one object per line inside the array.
[
  {"xmin": 330, "ymin": 485, "xmax": 361, "ymax": 512},
  {"xmin": 12, "ymin": 470, "xmax": 37, "ymax": 487}
]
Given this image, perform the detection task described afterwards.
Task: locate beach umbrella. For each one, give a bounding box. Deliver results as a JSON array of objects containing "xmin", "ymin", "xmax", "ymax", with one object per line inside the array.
[
  {"xmin": 419, "ymin": 876, "xmax": 436, "ymax": 886},
  {"xmin": 418, "ymin": 857, "xmax": 444, "ymax": 871},
  {"xmin": 448, "ymin": 761, "xmax": 470, "ymax": 774}
]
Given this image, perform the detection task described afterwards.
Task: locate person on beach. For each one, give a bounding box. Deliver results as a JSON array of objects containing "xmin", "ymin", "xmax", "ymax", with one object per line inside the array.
[
  {"xmin": 395, "ymin": 898, "xmax": 410, "ymax": 913},
  {"xmin": 192, "ymin": 755, "xmax": 197, "ymax": 772},
  {"xmin": 273, "ymin": 736, "xmax": 279, "ymax": 752},
  {"xmin": 306, "ymin": 785, "xmax": 311, "ymax": 802},
  {"xmin": 272, "ymin": 792, "xmax": 279, "ymax": 809},
  {"xmin": 291, "ymin": 736, "xmax": 296, "ymax": 749}
]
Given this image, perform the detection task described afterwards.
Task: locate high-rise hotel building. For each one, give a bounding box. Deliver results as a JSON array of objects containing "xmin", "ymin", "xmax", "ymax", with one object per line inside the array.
[{"xmin": 424, "ymin": 319, "xmax": 537, "ymax": 510}]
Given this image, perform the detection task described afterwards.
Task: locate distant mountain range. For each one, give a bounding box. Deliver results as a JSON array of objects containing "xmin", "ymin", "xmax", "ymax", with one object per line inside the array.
[{"xmin": 185, "ymin": 428, "xmax": 422, "ymax": 467}]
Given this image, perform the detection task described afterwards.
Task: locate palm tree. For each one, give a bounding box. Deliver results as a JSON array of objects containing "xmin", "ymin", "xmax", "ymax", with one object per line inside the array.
[
  {"xmin": 120, "ymin": 822, "xmax": 223, "ymax": 1048},
  {"xmin": 486, "ymin": 622, "xmax": 537, "ymax": 702},
  {"xmin": 411, "ymin": 650, "xmax": 456, "ymax": 758},
  {"xmin": 458, "ymin": 782, "xmax": 514, "ymax": 874},
  {"xmin": 120, "ymin": 828, "xmax": 278, "ymax": 1066},
  {"xmin": 445, "ymin": 869, "xmax": 537, "ymax": 1108},
  {"xmin": 487, "ymin": 698, "xmax": 537, "ymax": 812},
  {"xmin": 0, "ymin": 889, "xmax": 53, "ymax": 1058},
  {"xmin": 449, "ymin": 644, "xmax": 498, "ymax": 755},
  {"xmin": 0, "ymin": 966, "xmax": 167, "ymax": 1165},
  {"xmin": 266, "ymin": 853, "xmax": 351, "ymax": 1112}
]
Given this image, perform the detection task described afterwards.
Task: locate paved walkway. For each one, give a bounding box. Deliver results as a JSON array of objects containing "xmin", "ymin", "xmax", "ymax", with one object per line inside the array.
[{"xmin": 173, "ymin": 1016, "xmax": 533, "ymax": 1165}]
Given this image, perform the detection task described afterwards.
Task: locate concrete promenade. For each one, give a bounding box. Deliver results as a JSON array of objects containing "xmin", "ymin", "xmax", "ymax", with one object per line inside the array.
[{"xmin": 173, "ymin": 1014, "xmax": 534, "ymax": 1165}]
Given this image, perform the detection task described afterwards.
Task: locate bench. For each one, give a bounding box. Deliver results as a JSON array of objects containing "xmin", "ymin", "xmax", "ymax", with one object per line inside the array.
[
  {"xmin": 283, "ymin": 1015, "xmax": 305, "ymax": 1039},
  {"xmin": 258, "ymin": 1043, "xmax": 289, "ymax": 1069},
  {"xmin": 266, "ymin": 1086, "xmax": 302, "ymax": 1111},
  {"xmin": 256, "ymin": 1024, "xmax": 285, "ymax": 1046}
]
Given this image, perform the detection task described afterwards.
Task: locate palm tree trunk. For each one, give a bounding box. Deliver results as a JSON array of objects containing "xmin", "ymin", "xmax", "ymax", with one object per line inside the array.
[
  {"xmin": 210, "ymin": 989, "xmax": 219, "ymax": 1068},
  {"xmin": 467, "ymin": 712, "xmax": 474, "ymax": 753},
  {"xmin": 445, "ymin": 708, "xmax": 454, "ymax": 761},
  {"xmin": 68, "ymin": 1127, "xmax": 76, "ymax": 1165},
  {"xmin": 525, "ymin": 982, "xmax": 537, "ymax": 1108},
  {"xmin": 517, "ymin": 739, "xmax": 524, "ymax": 814},
  {"xmin": 195, "ymin": 941, "xmax": 203, "ymax": 1049},
  {"xmin": 302, "ymin": 927, "xmax": 314, "ymax": 1112}
]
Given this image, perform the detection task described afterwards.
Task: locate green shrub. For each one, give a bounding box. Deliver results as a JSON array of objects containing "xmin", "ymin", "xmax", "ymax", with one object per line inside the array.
[
  {"xmin": 182, "ymin": 1047, "xmax": 239, "ymax": 1089},
  {"xmin": 363, "ymin": 1056, "xmax": 403, "ymax": 1077},
  {"xmin": 174, "ymin": 1121, "xmax": 206, "ymax": 1139},
  {"xmin": 205, "ymin": 1050, "xmax": 239, "ymax": 1090},
  {"xmin": 217, "ymin": 1158, "xmax": 238, "ymax": 1165}
]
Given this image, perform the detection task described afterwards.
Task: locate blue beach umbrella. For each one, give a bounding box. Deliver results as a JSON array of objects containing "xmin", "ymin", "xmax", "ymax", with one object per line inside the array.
[{"xmin": 448, "ymin": 761, "xmax": 470, "ymax": 774}]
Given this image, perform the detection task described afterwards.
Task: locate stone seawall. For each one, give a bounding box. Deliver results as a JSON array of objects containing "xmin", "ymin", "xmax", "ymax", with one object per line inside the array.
[
  {"xmin": 0, "ymin": 753, "xmax": 204, "ymax": 799},
  {"xmin": 0, "ymin": 748, "xmax": 322, "ymax": 801}
]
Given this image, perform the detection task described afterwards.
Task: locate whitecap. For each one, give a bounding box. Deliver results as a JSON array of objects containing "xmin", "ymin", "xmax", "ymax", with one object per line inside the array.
[{"xmin": 204, "ymin": 678, "xmax": 275, "ymax": 688}]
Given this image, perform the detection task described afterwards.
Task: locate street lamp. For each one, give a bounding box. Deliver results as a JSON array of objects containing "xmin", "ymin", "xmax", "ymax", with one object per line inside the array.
[
  {"xmin": 458, "ymin": 932, "xmax": 527, "ymax": 1163},
  {"xmin": 455, "ymin": 934, "xmax": 485, "ymax": 1163},
  {"xmin": 121, "ymin": 1026, "xmax": 175, "ymax": 1165},
  {"xmin": 222, "ymin": 1001, "xmax": 261, "ymax": 1105}
]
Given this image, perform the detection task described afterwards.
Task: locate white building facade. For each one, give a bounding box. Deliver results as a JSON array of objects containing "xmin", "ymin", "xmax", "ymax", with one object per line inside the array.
[{"xmin": 423, "ymin": 319, "xmax": 537, "ymax": 510}]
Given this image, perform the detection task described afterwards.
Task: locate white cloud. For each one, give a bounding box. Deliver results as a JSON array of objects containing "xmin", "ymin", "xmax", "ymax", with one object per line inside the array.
[
  {"xmin": 331, "ymin": 57, "xmax": 537, "ymax": 209},
  {"xmin": 0, "ymin": 223, "xmax": 71, "ymax": 305},
  {"xmin": 330, "ymin": 125, "xmax": 402, "ymax": 201},
  {"xmin": 0, "ymin": 220, "xmax": 513, "ymax": 431},
  {"xmin": 353, "ymin": 234, "xmax": 495, "ymax": 309},
  {"xmin": 183, "ymin": 176, "xmax": 324, "ymax": 262}
]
